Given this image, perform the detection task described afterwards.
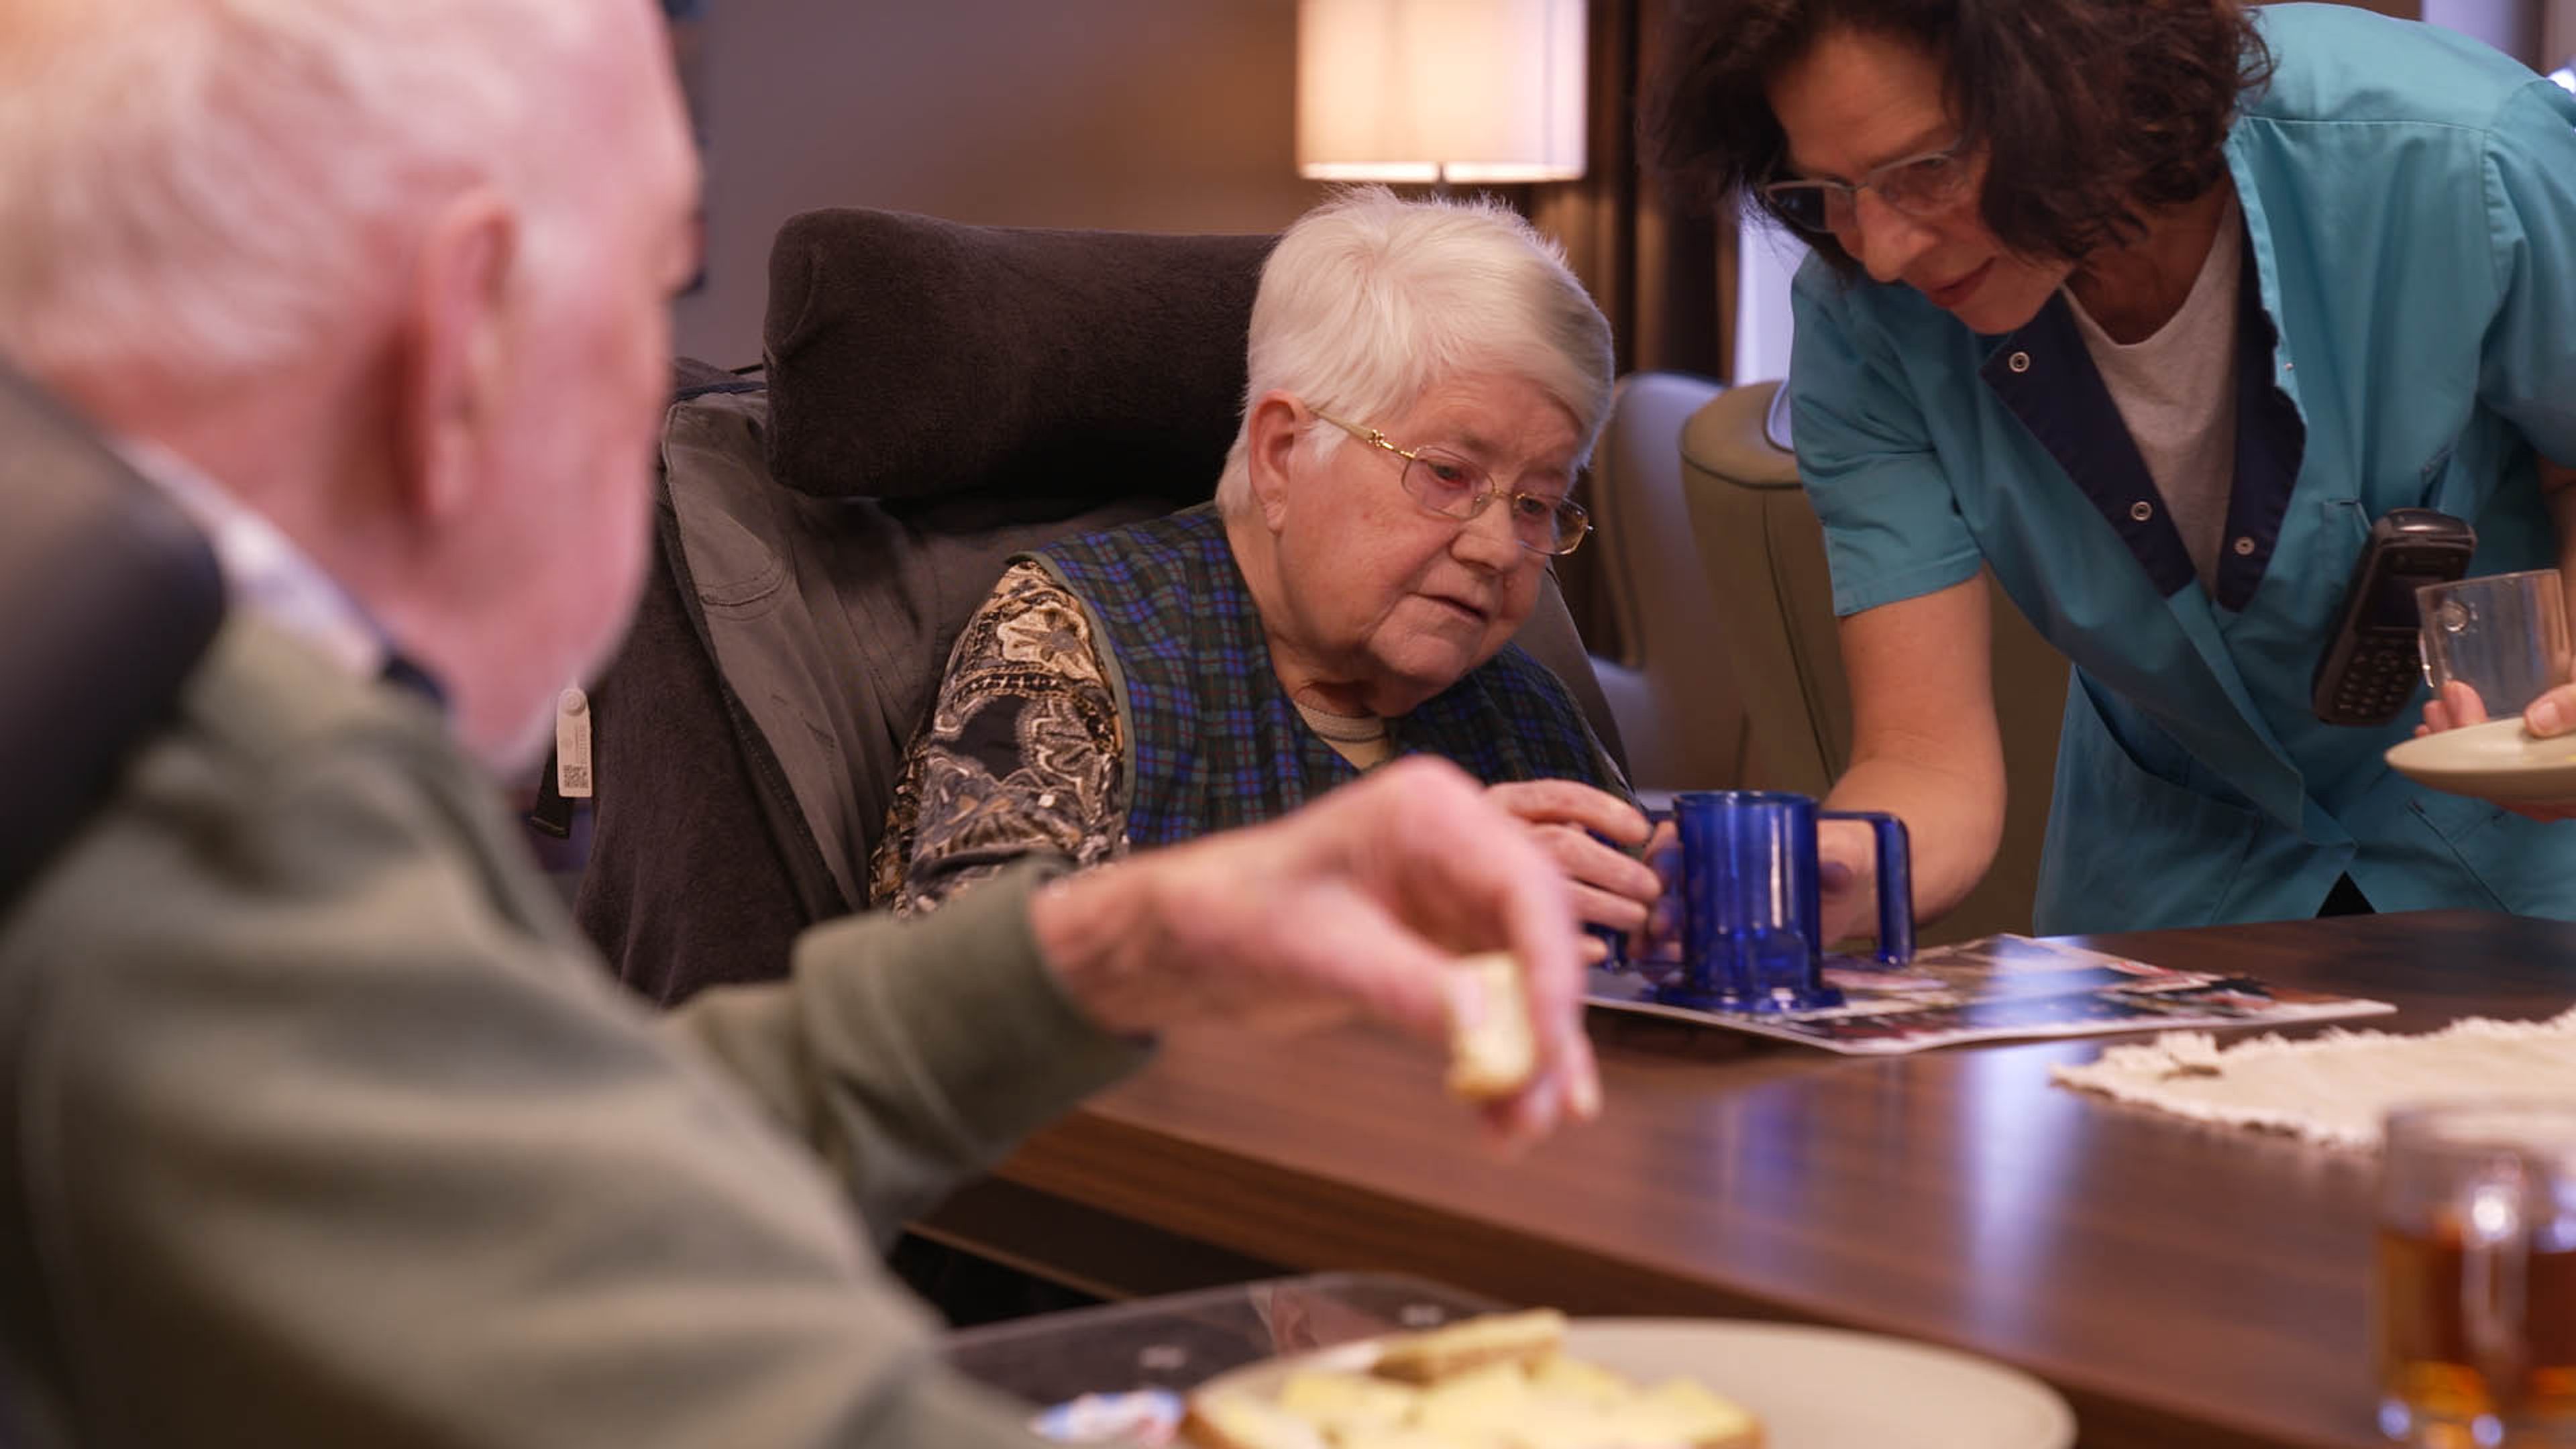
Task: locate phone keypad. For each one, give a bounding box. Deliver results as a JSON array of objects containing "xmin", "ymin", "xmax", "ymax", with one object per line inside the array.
[{"xmin": 2333, "ymin": 647, "xmax": 2422, "ymax": 722}]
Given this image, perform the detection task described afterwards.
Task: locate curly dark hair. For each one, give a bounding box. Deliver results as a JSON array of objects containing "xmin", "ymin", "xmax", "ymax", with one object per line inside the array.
[{"xmin": 1643, "ymin": 0, "xmax": 2274, "ymax": 274}]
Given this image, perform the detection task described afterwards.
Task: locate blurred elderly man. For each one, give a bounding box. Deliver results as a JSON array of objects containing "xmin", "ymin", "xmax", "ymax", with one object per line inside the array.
[
  {"xmin": 875, "ymin": 190, "xmax": 1664, "ymax": 941},
  {"xmin": 0, "ymin": 3, "xmax": 1599, "ymax": 1445}
]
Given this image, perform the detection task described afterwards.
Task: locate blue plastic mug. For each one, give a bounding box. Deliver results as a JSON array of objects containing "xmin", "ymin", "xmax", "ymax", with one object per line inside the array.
[{"xmin": 1649, "ymin": 790, "xmax": 1913, "ymax": 1013}]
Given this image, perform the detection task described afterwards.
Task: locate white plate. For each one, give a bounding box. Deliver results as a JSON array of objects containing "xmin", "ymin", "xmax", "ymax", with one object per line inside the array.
[
  {"xmin": 1194, "ymin": 1317, "xmax": 2076, "ymax": 1449},
  {"xmin": 2385, "ymin": 718, "xmax": 2576, "ymax": 804}
]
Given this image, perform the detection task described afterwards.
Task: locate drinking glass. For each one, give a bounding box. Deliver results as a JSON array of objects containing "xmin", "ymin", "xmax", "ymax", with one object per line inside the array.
[
  {"xmin": 2375, "ymin": 1102, "xmax": 2576, "ymax": 1446},
  {"xmin": 2418, "ymin": 570, "xmax": 2572, "ymax": 720}
]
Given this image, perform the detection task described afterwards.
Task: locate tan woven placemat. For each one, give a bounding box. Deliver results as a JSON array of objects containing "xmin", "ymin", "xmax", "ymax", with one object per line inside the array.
[{"xmin": 2049, "ymin": 1008, "xmax": 2576, "ymax": 1148}]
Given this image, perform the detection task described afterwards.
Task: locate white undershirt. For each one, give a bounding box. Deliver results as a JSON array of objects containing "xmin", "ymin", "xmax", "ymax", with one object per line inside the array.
[{"xmin": 2065, "ymin": 189, "xmax": 2244, "ymax": 596}]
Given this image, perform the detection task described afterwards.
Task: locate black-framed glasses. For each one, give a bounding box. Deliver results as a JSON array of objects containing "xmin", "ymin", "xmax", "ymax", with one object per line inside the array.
[
  {"xmin": 1310, "ymin": 408, "xmax": 1591, "ymax": 556},
  {"xmin": 1760, "ymin": 140, "xmax": 1972, "ymax": 235}
]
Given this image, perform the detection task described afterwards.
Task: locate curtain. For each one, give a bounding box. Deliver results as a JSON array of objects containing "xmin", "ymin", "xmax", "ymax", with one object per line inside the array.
[
  {"xmin": 1529, "ymin": 0, "xmax": 1726, "ymax": 381},
  {"xmin": 1525, "ymin": 0, "xmax": 1727, "ymax": 661}
]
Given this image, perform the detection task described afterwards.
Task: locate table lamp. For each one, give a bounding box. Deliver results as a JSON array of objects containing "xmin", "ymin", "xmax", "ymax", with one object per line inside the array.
[{"xmin": 1295, "ymin": 0, "xmax": 1587, "ymax": 185}]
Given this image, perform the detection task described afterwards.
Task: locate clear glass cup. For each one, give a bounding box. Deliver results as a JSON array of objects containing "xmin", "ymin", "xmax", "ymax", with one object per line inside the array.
[
  {"xmin": 2417, "ymin": 569, "xmax": 2573, "ymax": 720},
  {"xmin": 2375, "ymin": 1102, "xmax": 2576, "ymax": 1446}
]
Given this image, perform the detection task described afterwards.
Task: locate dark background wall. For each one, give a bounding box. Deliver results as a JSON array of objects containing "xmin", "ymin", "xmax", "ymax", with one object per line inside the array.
[
  {"xmin": 672, "ymin": 1, "xmax": 2571, "ymax": 370},
  {"xmin": 674, "ymin": 1, "xmax": 1328, "ymax": 366}
]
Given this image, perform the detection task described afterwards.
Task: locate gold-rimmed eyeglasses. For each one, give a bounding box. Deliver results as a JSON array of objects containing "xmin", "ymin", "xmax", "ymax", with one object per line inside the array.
[
  {"xmin": 1310, "ymin": 408, "xmax": 1591, "ymax": 556},
  {"xmin": 1760, "ymin": 139, "xmax": 1973, "ymax": 235}
]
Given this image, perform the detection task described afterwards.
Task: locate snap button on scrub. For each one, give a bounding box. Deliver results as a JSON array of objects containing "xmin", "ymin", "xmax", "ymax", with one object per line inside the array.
[
  {"xmin": 2235, "ymin": 536, "xmax": 2256, "ymax": 556},
  {"xmin": 2008, "ymin": 350, "xmax": 2031, "ymax": 373},
  {"xmin": 2130, "ymin": 500, "xmax": 2154, "ymax": 522}
]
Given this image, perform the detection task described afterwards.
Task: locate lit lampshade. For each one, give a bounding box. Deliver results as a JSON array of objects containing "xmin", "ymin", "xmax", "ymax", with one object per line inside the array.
[{"xmin": 1296, "ymin": 0, "xmax": 1588, "ymax": 184}]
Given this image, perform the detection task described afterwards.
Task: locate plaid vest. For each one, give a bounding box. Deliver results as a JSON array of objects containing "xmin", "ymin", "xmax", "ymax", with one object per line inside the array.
[{"xmin": 1031, "ymin": 503, "xmax": 1621, "ymax": 851}]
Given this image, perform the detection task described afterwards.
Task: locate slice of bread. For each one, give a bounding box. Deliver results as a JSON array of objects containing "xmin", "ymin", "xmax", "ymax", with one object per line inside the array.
[
  {"xmin": 1444, "ymin": 952, "xmax": 1537, "ymax": 1102},
  {"xmin": 1180, "ymin": 1391, "xmax": 1332, "ymax": 1449},
  {"xmin": 1372, "ymin": 1307, "xmax": 1566, "ymax": 1385},
  {"xmin": 1275, "ymin": 1369, "xmax": 1419, "ymax": 1438},
  {"xmin": 1407, "ymin": 1359, "xmax": 1534, "ymax": 1439},
  {"xmin": 1633, "ymin": 1377, "xmax": 1763, "ymax": 1448},
  {"xmin": 1184, "ymin": 1311, "xmax": 1766, "ymax": 1449},
  {"xmin": 1524, "ymin": 1350, "xmax": 1634, "ymax": 1408},
  {"xmin": 1327, "ymin": 1429, "xmax": 1465, "ymax": 1449}
]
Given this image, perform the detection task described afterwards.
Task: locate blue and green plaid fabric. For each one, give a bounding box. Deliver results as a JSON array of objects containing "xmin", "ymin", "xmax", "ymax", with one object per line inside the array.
[{"xmin": 1030, "ymin": 503, "xmax": 1622, "ymax": 851}]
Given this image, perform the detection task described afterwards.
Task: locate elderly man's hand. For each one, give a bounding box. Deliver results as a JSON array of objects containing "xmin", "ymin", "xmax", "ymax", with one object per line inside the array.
[
  {"xmin": 1028, "ymin": 757, "xmax": 1601, "ymax": 1148},
  {"xmin": 1481, "ymin": 780, "xmax": 1663, "ymax": 950},
  {"xmin": 2416, "ymin": 678, "xmax": 2576, "ymax": 822}
]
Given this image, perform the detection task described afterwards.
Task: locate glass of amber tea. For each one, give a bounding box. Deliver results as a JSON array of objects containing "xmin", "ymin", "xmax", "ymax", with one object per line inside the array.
[{"xmin": 2377, "ymin": 1102, "xmax": 2576, "ymax": 1447}]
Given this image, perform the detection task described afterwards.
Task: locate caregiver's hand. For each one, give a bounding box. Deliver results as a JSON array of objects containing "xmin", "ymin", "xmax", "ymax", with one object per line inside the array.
[
  {"xmin": 2416, "ymin": 678, "xmax": 2576, "ymax": 822},
  {"xmin": 1815, "ymin": 817, "xmax": 1880, "ymax": 947}
]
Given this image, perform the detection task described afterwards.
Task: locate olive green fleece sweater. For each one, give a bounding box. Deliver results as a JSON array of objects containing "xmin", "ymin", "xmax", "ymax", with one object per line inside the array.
[{"xmin": 0, "ymin": 616, "xmax": 1146, "ymax": 1448}]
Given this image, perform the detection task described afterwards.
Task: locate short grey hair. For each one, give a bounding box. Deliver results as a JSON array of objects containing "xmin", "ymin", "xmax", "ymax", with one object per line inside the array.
[
  {"xmin": 0, "ymin": 0, "xmax": 603, "ymax": 392},
  {"xmin": 1216, "ymin": 186, "xmax": 1614, "ymax": 517}
]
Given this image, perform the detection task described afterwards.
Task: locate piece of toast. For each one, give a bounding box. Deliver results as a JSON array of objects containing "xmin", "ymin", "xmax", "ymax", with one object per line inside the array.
[
  {"xmin": 1183, "ymin": 1309, "xmax": 1767, "ymax": 1449},
  {"xmin": 1274, "ymin": 1369, "xmax": 1420, "ymax": 1438},
  {"xmin": 1179, "ymin": 1391, "xmax": 1332, "ymax": 1449},
  {"xmin": 1406, "ymin": 1358, "xmax": 1534, "ymax": 1439},
  {"xmin": 1371, "ymin": 1307, "xmax": 1566, "ymax": 1385},
  {"xmin": 1443, "ymin": 952, "xmax": 1537, "ymax": 1102},
  {"xmin": 1324, "ymin": 1429, "xmax": 1460, "ymax": 1449},
  {"xmin": 1401, "ymin": 1353, "xmax": 1762, "ymax": 1449},
  {"xmin": 1525, "ymin": 1350, "xmax": 1635, "ymax": 1407},
  {"xmin": 1633, "ymin": 1376, "xmax": 1764, "ymax": 1448}
]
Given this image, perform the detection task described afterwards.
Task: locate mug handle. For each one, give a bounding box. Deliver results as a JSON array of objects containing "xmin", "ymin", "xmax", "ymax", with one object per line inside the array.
[
  {"xmin": 1591, "ymin": 808, "xmax": 1678, "ymax": 973},
  {"xmin": 2459, "ymin": 1161, "xmax": 2531, "ymax": 1392},
  {"xmin": 1819, "ymin": 810, "xmax": 1915, "ymax": 966}
]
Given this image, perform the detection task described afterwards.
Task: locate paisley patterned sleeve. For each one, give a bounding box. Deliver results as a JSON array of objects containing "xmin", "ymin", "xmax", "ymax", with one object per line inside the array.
[{"xmin": 868, "ymin": 562, "xmax": 1127, "ymax": 916}]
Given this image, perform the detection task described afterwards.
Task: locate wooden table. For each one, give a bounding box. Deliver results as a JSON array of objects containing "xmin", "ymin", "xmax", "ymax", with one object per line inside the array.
[{"xmin": 945, "ymin": 911, "xmax": 2576, "ymax": 1448}]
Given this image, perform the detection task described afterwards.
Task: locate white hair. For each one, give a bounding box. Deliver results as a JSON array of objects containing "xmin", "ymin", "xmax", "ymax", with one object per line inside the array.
[
  {"xmin": 1216, "ymin": 186, "xmax": 1614, "ymax": 517},
  {"xmin": 0, "ymin": 0, "xmax": 602, "ymax": 391}
]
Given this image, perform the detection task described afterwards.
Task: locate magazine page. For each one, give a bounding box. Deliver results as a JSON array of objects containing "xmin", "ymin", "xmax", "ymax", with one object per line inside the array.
[{"xmin": 1585, "ymin": 933, "xmax": 2395, "ymax": 1055}]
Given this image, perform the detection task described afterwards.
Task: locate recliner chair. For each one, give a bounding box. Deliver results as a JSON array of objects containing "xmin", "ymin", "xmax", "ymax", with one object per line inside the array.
[
  {"xmin": 1680, "ymin": 379, "xmax": 2068, "ymax": 946},
  {"xmin": 576, "ymin": 209, "xmax": 1635, "ymax": 1004},
  {"xmin": 0, "ymin": 364, "xmax": 225, "ymax": 912}
]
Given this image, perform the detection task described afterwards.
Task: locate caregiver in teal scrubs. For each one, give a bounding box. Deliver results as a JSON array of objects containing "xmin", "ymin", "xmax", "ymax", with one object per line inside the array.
[{"xmin": 1647, "ymin": 1, "xmax": 2576, "ymax": 936}]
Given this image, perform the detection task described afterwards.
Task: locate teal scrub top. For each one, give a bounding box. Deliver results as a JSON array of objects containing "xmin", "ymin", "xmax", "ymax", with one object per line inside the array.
[{"xmin": 1788, "ymin": 3, "xmax": 2576, "ymax": 934}]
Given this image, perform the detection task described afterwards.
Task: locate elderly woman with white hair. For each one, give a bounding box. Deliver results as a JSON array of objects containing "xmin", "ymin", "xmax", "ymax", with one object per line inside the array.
[{"xmin": 871, "ymin": 188, "xmax": 1660, "ymax": 941}]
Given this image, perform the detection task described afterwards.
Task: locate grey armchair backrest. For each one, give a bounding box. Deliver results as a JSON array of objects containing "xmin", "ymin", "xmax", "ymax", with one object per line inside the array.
[
  {"xmin": 1678, "ymin": 383, "xmax": 1846, "ymax": 797},
  {"xmin": 1582, "ymin": 371, "xmax": 1752, "ymax": 794},
  {"xmin": 0, "ymin": 364, "xmax": 224, "ymax": 910},
  {"xmin": 1679, "ymin": 379, "xmax": 2068, "ymax": 946}
]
